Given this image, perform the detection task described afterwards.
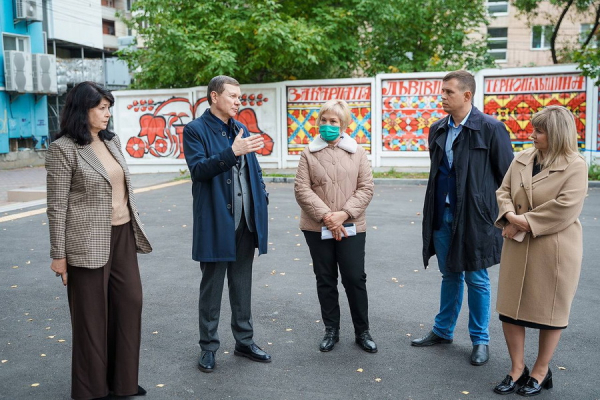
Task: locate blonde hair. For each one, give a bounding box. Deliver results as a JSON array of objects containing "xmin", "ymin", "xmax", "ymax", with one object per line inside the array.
[
  {"xmin": 531, "ymin": 106, "xmax": 581, "ymax": 169},
  {"xmin": 317, "ymin": 99, "xmax": 352, "ymax": 133}
]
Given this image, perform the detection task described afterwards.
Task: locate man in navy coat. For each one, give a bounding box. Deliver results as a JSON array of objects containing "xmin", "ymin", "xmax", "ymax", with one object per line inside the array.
[
  {"xmin": 413, "ymin": 71, "xmax": 513, "ymax": 366},
  {"xmin": 183, "ymin": 75, "xmax": 270, "ymax": 373}
]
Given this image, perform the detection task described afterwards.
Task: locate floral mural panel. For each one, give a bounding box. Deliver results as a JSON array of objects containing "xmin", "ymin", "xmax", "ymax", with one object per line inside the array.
[
  {"xmin": 286, "ymin": 84, "xmax": 372, "ymax": 155},
  {"xmin": 484, "ymin": 74, "xmax": 587, "ymax": 151},
  {"xmin": 381, "ymin": 79, "xmax": 445, "ymax": 152}
]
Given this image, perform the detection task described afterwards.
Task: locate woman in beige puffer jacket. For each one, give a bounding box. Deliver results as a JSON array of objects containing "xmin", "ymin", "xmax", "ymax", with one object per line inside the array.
[{"xmin": 294, "ymin": 99, "xmax": 376, "ymax": 354}]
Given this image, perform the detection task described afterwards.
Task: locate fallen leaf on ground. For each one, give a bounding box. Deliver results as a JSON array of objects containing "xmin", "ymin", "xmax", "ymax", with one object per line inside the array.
[
  {"xmin": 40, "ymin": 354, "xmax": 46, "ymax": 357},
  {"xmin": 391, "ymin": 278, "xmax": 398, "ymax": 282},
  {"xmin": 280, "ymin": 273, "xmax": 286, "ymax": 276},
  {"xmin": 375, "ymin": 378, "xmax": 382, "ymax": 382},
  {"xmin": 285, "ymin": 328, "xmax": 292, "ymax": 331},
  {"xmin": 57, "ymin": 339, "xmax": 66, "ymax": 343},
  {"xmin": 271, "ymin": 270, "xmax": 276, "ymax": 275},
  {"xmin": 316, "ymin": 320, "xmax": 320, "ymax": 323},
  {"xmin": 265, "ymin": 284, "xmax": 269, "ymax": 287},
  {"xmin": 461, "ymin": 391, "xmax": 469, "ymax": 394},
  {"xmin": 267, "ymin": 342, "xmax": 273, "ymax": 345},
  {"xmin": 413, "ymin": 270, "xmax": 419, "ymax": 272},
  {"xmin": 152, "ymin": 331, "xmax": 158, "ymax": 334},
  {"xmin": 399, "ymin": 285, "xmax": 405, "ymax": 287},
  {"xmin": 47, "ymin": 336, "xmax": 55, "ymax": 339},
  {"xmin": 31, "ymin": 383, "xmax": 40, "ymax": 387},
  {"xmin": 372, "ymin": 226, "xmax": 378, "ymax": 230},
  {"xmin": 224, "ymin": 351, "xmax": 229, "ymax": 354},
  {"xmin": 406, "ymin": 333, "xmax": 412, "ymax": 337},
  {"xmin": 10, "ymin": 285, "xmax": 17, "ymax": 288},
  {"xmin": 12, "ymin": 266, "xmax": 18, "ymax": 269},
  {"xmin": 1, "ymin": 360, "xmax": 7, "ymax": 363},
  {"xmin": 356, "ymin": 368, "xmax": 363, "ymax": 372},
  {"xmin": 156, "ymin": 384, "xmax": 165, "ymax": 388},
  {"xmin": 45, "ymin": 327, "xmax": 51, "ymax": 330},
  {"xmin": 558, "ymin": 366, "xmax": 566, "ymax": 370},
  {"xmin": 293, "ymin": 258, "xmax": 300, "ymax": 261},
  {"xmin": 26, "ymin": 261, "xmax": 31, "ymax": 264}
]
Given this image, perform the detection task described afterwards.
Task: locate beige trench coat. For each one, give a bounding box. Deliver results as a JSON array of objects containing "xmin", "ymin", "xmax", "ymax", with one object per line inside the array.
[{"xmin": 495, "ymin": 148, "xmax": 587, "ymax": 327}]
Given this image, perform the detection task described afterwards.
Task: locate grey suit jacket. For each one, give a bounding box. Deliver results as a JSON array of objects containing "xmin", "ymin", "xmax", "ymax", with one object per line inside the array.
[{"xmin": 46, "ymin": 134, "xmax": 152, "ymax": 268}]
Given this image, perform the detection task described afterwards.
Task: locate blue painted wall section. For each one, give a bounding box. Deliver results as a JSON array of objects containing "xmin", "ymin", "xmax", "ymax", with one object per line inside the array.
[{"xmin": 0, "ymin": 0, "xmax": 49, "ymax": 154}]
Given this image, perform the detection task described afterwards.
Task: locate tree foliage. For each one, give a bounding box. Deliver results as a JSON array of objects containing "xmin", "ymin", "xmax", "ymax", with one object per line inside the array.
[
  {"xmin": 513, "ymin": 0, "xmax": 600, "ymax": 82},
  {"xmin": 355, "ymin": 0, "xmax": 495, "ymax": 75},
  {"xmin": 119, "ymin": 0, "xmax": 495, "ymax": 88}
]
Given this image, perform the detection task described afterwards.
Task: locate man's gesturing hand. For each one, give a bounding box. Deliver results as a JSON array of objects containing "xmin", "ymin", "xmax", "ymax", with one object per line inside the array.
[{"xmin": 232, "ymin": 129, "xmax": 264, "ymax": 156}]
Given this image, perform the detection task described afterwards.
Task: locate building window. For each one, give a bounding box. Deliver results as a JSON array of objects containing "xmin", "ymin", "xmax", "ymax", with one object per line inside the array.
[
  {"xmin": 580, "ymin": 23, "xmax": 599, "ymax": 48},
  {"xmin": 2, "ymin": 34, "xmax": 30, "ymax": 52},
  {"xmin": 126, "ymin": 0, "xmax": 132, "ymax": 11},
  {"xmin": 101, "ymin": 0, "xmax": 115, "ymax": 7},
  {"xmin": 486, "ymin": 0, "xmax": 509, "ymax": 15},
  {"xmin": 487, "ymin": 27, "xmax": 508, "ymax": 62},
  {"xmin": 102, "ymin": 19, "xmax": 116, "ymax": 36},
  {"xmin": 532, "ymin": 25, "xmax": 553, "ymax": 50}
]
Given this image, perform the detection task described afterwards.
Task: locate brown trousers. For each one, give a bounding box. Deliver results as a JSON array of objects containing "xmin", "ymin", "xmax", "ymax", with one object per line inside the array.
[{"xmin": 67, "ymin": 222, "xmax": 142, "ymax": 400}]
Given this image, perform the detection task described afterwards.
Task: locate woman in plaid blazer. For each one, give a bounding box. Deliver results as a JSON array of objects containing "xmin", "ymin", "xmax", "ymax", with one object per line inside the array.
[{"xmin": 46, "ymin": 82, "xmax": 152, "ymax": 400}]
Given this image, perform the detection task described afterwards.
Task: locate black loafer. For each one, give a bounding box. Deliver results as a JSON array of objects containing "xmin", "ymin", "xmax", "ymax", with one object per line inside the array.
[
  {"xmin": 411, "ymin": 330, "xmax": 452, "ymax": 347},
  {"xmin": 198, "ymin": 350, "xmax": 216, "ymax": 373},
  {"xmin": 471, "ymin": 344, "xmax": 489, "ymax": 366},
  {"xmin": 234, "ymin": 343, "xmax": 272, "ymax": 363},
  {"xmin": 320, "ymin": 327, "xmax": 339, "ymax": 352},
  {"xmin": 493, "ymin": 366, "xmax": 529, "ymax": 394},
  {"xmin": 355, "ymin": 330, "xmax": 377, "ymax": 353},
  {"xmin": 516, "ymin": 369, "xmax": 553, "ymax": 397}
]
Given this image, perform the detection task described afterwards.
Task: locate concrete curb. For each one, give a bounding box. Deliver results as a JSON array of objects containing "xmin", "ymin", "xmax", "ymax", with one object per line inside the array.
[{"xmin": 264, "ymin": 176, "xmax": 600, "ymax": 188}]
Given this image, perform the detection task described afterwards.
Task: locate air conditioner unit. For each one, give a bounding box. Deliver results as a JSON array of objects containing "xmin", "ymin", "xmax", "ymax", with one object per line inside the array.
[
  {"xmin": 14, "ymin": 0, "xmax": 43, "ymax": 22},
  {"xmin": 4, "ymin": 50, "xmax": 34, "ymax": 93},
  {"xmin": 118, "ymin": 36, "xmax": 136, "ymax": 50},
  {"xmin": 33, "ymin": 54, "xmax": 57, "ymax": 94}
]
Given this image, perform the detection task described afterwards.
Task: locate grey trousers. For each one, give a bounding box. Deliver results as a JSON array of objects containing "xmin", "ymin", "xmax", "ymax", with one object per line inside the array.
[{"xmin": 199, "ymin": 216, "xmax": 255, "ymax": 351}]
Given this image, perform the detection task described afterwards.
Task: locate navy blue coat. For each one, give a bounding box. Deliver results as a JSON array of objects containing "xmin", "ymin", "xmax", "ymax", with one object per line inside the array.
[
  {"xmin": 422, "ymin": 106, "xmax": 514, "ymax": 272},
  {"xmin": 183, "ymin": 109, "xmax": 269, "ymax": 262}
]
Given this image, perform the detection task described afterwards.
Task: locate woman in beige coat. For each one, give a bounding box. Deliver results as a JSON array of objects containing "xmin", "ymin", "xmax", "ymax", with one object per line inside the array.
[
  {"xmin": 493, "ymin": 106, "xmax": 587, "ymax": 397},
  {"xmin": 294, "ymin": 99, "xmax": 376, "ymax": 353}
]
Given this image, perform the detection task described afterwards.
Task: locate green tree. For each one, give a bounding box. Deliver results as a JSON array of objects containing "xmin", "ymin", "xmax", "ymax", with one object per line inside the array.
[
  {"xmin": 118, "ymin": 0, "xmax": 361, "ymax": 88},
  {"xmin": 513, "ymin": 0, "xmax": 600, "ymax": 82},
  {"xmin": 119, "ymin": 0, "xmax": 497, "ymax": 88},
  {"xmin": 355, "ymin": 0, "xmax": 496, "ymax": 75}
]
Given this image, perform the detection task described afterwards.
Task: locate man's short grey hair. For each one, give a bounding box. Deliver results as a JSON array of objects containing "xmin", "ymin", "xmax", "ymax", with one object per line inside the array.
[{"xmin": 207, "ymin": 75, "xmax": 240, "ymax": 105}]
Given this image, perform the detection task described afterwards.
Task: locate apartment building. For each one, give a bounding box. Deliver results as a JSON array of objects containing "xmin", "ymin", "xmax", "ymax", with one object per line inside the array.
[{"xmin": 485, "ymin": 0, "xmax": 597, "ymax": 67}]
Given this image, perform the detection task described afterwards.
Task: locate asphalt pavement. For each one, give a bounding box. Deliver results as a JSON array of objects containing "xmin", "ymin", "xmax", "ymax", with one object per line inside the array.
[{"xmin": 1, "ymin": 181, "xmax": 599, "ymax": 400}]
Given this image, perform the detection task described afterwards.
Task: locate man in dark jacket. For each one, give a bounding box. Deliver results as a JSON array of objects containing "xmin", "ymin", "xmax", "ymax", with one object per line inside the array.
[
  {"xmin": 183, "ymin": 75, "xmax": 271, "ymax": 373},
  {"xmin": 412, "ymin": 71, "xmax": 513, "ymax": 366}
]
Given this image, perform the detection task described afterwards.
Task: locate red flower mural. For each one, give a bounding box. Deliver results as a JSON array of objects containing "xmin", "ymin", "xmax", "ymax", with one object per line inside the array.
[
  {"xmin": 126, "ymin": 137, "xmax": 146, "ymax": 158},
  {"xmin": 125, "ymin": 94, "xmax": 274, "ymax": 159}
]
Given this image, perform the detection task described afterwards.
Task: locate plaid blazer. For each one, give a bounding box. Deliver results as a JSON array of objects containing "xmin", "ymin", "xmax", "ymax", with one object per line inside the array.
[{"xmin": 46, "ymin": 134, "xmax": 152, "ymax": 268}]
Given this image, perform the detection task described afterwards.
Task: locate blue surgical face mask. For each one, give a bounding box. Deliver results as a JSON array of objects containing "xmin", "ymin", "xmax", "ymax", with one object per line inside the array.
[{"xmin": 319, "ymin": 125, "xmax": 341, "ymax": 141}]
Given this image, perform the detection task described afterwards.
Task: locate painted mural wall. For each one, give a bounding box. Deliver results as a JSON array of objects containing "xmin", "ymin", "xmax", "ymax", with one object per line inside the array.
[
  {"xmin": 286, "ymin": 82, "xmax": 373, "ymax": 155},
  {"xmin": 380, "ymin": 78, "xmax": 445, "ymax": 152},
  {"xmin": 114, "ymin": 84, "xmax": 280, "ymax": 170},
  {"xmin": 483, "ymin": 74, "xmax": 587, "ymax": 151},
  {"xmin": 111, "ymin": 66, "xmax": 598, "ymax": 172}
]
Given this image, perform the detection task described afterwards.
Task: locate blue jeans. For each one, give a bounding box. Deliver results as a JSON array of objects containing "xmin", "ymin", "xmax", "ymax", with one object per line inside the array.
[{"xmin": 432, "ymin": 208, "xmax": 490, "ymax": 345}]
